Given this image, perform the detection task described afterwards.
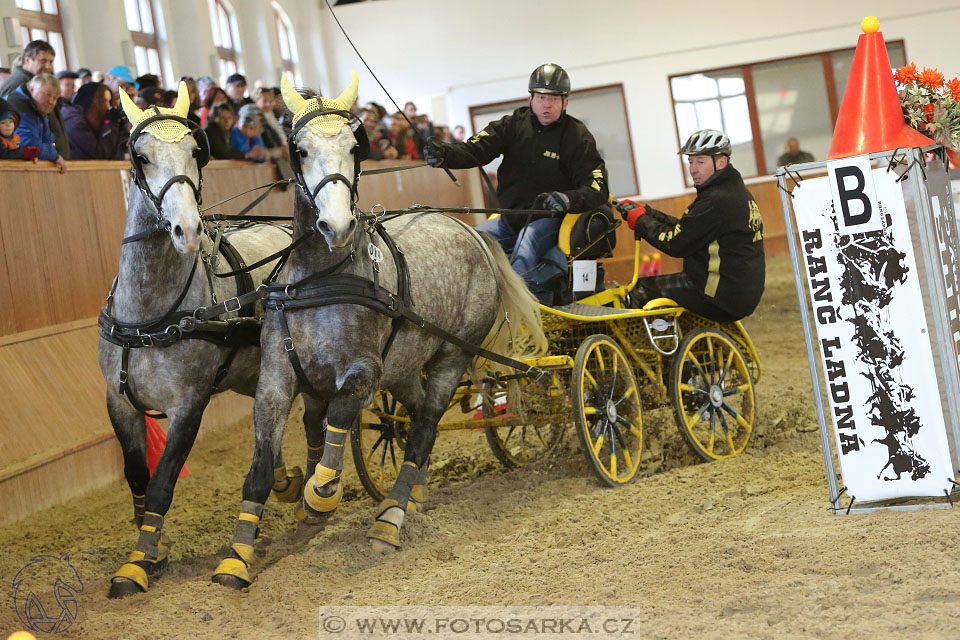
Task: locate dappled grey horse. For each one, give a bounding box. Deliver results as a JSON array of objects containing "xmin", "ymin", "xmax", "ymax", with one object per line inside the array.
[
  {"xmin": 212, "ymin": 72, "xmax": 547, "ymax": 589},
  {"xmin": 98, "ymin": 84, "xmax": 322, "ymax": 599}
]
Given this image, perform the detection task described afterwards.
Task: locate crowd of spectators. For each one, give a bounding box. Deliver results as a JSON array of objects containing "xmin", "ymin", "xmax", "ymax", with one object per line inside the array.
[{"xmin": 0, "ymin": 39, "xmax": 466, "ymax": 176}]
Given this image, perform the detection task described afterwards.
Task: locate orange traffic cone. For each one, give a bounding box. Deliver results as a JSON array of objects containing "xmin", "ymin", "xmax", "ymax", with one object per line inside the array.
[
  {"xmin": 639, "ymin": 254, "xmax": 652, "ymax": 277},
  {"xmin": 145, "ymin": 416, "xmax": 191, "ymax": 478},
  {"xmin": 828, "ymin": 16, "xmax": 934, "ymax": 159},
  {"xmin": 650, "ymin": 253, "xmax": 663, "ymax": 276}
]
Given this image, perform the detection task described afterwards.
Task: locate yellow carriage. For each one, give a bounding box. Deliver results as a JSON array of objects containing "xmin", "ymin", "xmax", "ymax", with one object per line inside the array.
[{"xmin": 352, "ymin": 224, "xmax": 762, "ymax": 495}]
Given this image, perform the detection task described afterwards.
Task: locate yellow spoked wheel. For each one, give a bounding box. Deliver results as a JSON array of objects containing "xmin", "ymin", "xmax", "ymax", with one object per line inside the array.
[
  {"xmin": 350, "ymin": 391, "xmax": 411, "ymax": 501},
  {"xmin": 573, "ymin": 335, "xmax": 643, "ymax": 486},
  {"xmin": 482, "ymin": 378, "xmax": 568, "ymax": 468},
  {"xmin": 670, "ymin": 328, "xmax": 755, "ymax": 461}
]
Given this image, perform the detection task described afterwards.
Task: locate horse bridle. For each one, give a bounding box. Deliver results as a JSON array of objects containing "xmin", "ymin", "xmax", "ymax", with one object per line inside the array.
[
  {"xmin": 123, "ymin": 109, "xmax": 211, "ymax": 245},
  {"xmin": 287, "ymin": 106, "xmax": 370, "ymax": 234}
]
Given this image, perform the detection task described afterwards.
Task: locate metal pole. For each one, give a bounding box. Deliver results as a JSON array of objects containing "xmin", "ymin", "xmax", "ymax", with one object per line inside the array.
[{"xmin": 777, "ymin": 171, "xmax": 842, "ymax": 511}]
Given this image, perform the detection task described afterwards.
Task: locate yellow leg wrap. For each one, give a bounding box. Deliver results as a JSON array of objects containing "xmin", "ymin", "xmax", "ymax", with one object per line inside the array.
[
  {"xmin": 409, "ymin": 484, "xmax": 428, "ymax": 512},
  {"xmin": 367, "ymin": 520, "xmax": 401, "ymax": 549},
  {"xmin": 212, "ymin": 557, "xmax": 251, "ymax": 586},
  {"xmin": 112, "ymin": 563, "xmax": 148, "ymax": 591},
  {"xmin": 304, "ymin": 479, "xmax": 343, "ymax": 513},
  {"xmin": 312, "ymin": 464, "xmax": 338, "ymax": 487},
  {"xmin": 272, "ymin": 466, "xmax": 304, "ymax": 503}
]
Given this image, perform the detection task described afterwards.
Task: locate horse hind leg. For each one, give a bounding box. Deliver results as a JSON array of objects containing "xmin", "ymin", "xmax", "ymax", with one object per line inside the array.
[
  {"xmin": 368, "ymin": 348, "xmax": 469, "ymax": 552},
  {"xmin": 272, "ymin": 395, "xmax": 327, "ymax": 504}
]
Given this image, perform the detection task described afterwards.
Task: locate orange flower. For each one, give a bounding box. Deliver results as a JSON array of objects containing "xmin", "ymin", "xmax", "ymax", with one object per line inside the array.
[
  {"xmin": 947, "ymin": 78, "xmax": 960, "ymax": 101},
  {"xmin": 895, "ymin": 63, "xmax": 918, "ymax": 85},
  {"xmin": 919, "ymin": 67, "xmax": 945, "ymax": 90}
]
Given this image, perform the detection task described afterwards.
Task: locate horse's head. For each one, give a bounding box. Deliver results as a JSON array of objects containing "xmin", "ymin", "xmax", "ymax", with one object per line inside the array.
[
  {"xmin": 282, "ymin": 71, "xmax": 363, "ymax": 249},
  {"xmin": 120, "ymin": 82, "xmax": 208, "ymax": 254}
]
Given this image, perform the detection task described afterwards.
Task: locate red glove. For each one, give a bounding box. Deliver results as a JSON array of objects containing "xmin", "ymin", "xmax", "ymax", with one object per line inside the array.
[
  {"xmin": 615, "ymin": 199, "xmax": 647, "ymax": 230},
  {"xmin": 22, "ymin": 146, "xmax": 40, "ymax": 160}
]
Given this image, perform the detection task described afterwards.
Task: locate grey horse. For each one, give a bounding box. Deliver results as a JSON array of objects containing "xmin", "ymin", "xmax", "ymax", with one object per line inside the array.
[
  {"xmin": 212, "ymin": 72, "xmax": 547, "ymax": 589},
  {"xmin": 98, "ymin": 84, "xmax": 321, "ymax": 599}
]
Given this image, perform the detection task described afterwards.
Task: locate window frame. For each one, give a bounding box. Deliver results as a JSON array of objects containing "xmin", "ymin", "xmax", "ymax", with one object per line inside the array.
[
  {"xmin": 668, "ymin": 40, "xmax": 907, "ymax": 186},
  {"xmin": 125, "ymin": 0, "xmax": 162, "ymax": 84},
  {"xmin": 15, "ymin": 0, "xmax": 70, "ymax": 71},
  {"xmin": 272, "ymin": 2, "xmax": 300, "ymax": 84},
  {"xmin": 209, "ymin": 0, "xmax": 242, "ymax": 84}
]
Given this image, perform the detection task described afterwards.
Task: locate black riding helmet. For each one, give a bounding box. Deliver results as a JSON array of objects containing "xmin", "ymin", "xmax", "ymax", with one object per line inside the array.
[{"xmin": 529, "ymin": 63, "xmax": 570, "ymax": 96}]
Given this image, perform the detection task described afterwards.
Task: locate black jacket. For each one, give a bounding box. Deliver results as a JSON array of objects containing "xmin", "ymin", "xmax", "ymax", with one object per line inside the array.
[
  {"xmin": 204, "ymin": 122, "xmax": 244, "ymax": 160},
  {"xmin": 636, "ymin": 164, "xmax": 765, "ymax": 317},
  {"xmin": 441, "ymin": 107, "xmax": 608, "ymax": 232}
]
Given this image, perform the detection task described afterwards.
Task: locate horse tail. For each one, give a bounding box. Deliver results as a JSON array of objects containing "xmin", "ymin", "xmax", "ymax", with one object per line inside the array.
[{"xmin": 473, "ymin": 231, "xmax": 548, "ymax": 377}]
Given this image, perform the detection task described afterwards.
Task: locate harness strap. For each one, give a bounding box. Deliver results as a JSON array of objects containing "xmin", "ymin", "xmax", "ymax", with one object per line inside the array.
[
  {"xmin": 275, "ymin": 304, "xmax": 324, "ymax": 398},
  {"xmin": 119, "ymin": 346, "xmax": 168, "ymax": 419},
  {"xmin": 214, "ymin": 228, "xmax": 316, "ymax": 279}
]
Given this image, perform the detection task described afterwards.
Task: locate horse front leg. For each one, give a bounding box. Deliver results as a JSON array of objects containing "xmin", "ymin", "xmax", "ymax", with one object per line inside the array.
[
  {"xmin": 212, "ymin": 363, "xmax": 295, "ymax": 590},
  {"xmin": 108, "ymin": 399, "xmax": 207, "ymax": 599},
  {"xmin": 105, "ymin": 389, "xmax": 149, "ymax": 527},
  {"xmin": 302, "ymin": 363, "xmax": 379, "ymax": 523}
]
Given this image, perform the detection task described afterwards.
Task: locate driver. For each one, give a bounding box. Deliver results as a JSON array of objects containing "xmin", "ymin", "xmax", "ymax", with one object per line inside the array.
[
  {"xmin": 423, "ymin": 63, "xmax": 608, "ymax": 286},
  {"xmin": 618, "ymin": 129, "xmax": 765, "ymax": 321}
]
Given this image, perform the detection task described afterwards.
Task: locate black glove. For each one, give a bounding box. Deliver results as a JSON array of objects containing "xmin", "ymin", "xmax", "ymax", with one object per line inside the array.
[
  {"xmin": 423, "ymin": 139, "xmax": 447, "ymax": 167},
  {"xmin": 534, "ymin": 191, "xmax": 570, "ymax": 212}
]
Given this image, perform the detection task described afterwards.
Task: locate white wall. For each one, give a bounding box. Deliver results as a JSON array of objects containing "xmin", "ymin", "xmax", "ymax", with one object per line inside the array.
[
  {"xmin": 316, "ymin": 0, "xmax": 960, "ymax": 198},
  {"xmin": 3, "ymin": 0, "xmax": 960, "ymax": 197}
]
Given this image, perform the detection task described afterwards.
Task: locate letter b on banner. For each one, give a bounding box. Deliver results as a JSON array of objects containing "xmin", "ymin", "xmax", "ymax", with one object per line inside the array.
[{"xmin": 828, "ymin": 155, "xmax": 883, "ymax": 234}]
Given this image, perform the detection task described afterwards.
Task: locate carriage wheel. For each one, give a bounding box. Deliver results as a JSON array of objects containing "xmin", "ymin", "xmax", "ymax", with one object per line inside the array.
[
  {"xmin": 483, "ymin": 378, "xmax": 568, "ymax": 468},
  {"xmin": 573, "ymin": 335, "xmax": 643, "ymax": 486},
  {"xmin": 669, "ymin": 328, "xmax": 755, "ymax": 462},
  {"xmin": 350, "ymin": 391, "xmax": 410, "ymax": 501}
]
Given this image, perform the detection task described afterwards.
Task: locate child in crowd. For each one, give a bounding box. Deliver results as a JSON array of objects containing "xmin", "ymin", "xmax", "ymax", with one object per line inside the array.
[
  {"xmin": 231, "ymin": 104, "xmax": 267, "ymax": 163},
  {"xmin": 0, "ymin": 103, "xmax": 39, "ymax": 160}
]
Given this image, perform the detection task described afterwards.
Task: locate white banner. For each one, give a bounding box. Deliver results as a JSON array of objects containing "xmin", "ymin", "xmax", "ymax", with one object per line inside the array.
[{"xmin": 793, "ymin": 160, "xmax": 953, "ymax": 501}]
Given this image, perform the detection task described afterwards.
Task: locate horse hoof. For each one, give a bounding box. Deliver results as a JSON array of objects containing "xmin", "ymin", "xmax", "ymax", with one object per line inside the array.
[
  {"xmin": 272, "ymin": 466, "xmax": 304, "ymax": 503},
  {"xmin": 108, "ymin": 578, "xmax": 145, "ymax": 599},
  {"xmin": 211, "ymin": 573, "xmax": 248, "ymax": 591},
  {"xmin": 370, "ymin": 538, "xmax": 398, "ymax": 554},
  {"xmin": 297, "ymin": 500, "xmax": 337, "ymax": 525}
]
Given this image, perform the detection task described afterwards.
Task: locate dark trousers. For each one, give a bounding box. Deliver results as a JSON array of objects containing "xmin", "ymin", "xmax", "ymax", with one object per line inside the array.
[{"xmin": 625, "ymin": 272, "xmax": 743, "ymax": 322}]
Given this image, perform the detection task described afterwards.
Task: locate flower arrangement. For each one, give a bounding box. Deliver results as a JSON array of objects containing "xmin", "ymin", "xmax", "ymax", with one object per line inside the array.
[{"xmin": 894, "ymin": 62, "xmax": 960, "ymax": 151}]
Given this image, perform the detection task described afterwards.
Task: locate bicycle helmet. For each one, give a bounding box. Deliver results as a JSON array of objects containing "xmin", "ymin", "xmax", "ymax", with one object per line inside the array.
[
  {"xmin": 529, "ymin": 64, "xmax": 570, "ymax": 96},
  {"xmin": 679, "ymin": 129, "xmax": 732, "ymax": 156}
]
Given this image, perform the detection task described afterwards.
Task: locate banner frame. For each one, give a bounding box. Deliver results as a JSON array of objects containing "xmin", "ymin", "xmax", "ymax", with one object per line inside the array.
[{"xmin": 778, "ymin": 145, "xmax": 960, "ymax": 514}]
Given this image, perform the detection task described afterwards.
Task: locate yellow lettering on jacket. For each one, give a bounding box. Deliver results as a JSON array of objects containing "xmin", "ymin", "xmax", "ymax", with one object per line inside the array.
[
  {"xmin": 543, "ymin": 150, "xmax": 559, "ymax": 160},
  {"xmin": 748, "ymin": 200, "xmax": 763, "ymax": 242},
  {"xmin": 468, "ymin": 130, "xmax": 490, "ymax": 144}
]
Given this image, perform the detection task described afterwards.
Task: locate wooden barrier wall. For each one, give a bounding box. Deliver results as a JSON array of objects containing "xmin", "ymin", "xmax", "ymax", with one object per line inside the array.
[{"xmin": 0, "ymin": 158, "xmax": 482, "ymax": 526}]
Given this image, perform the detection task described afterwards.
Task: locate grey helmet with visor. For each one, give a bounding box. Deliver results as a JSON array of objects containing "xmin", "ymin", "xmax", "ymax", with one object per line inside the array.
[{"xmin": 679, "ymin": 129, "xmax": 732, "ymax": 156}]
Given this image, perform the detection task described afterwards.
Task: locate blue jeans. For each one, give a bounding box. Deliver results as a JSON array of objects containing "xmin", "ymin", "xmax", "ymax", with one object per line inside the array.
[{"xmin": 476, "ymin": 216, "xmax": 562, "ymax": 282}]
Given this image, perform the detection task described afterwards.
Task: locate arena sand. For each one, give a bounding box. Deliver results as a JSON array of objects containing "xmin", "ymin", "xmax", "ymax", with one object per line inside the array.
[{"xmin": 2, "ymin": 253, "xmax": 960, "ymax": 639}]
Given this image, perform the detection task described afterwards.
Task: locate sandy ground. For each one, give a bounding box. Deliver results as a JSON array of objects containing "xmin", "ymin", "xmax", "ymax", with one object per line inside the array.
[{"xmin": 3, "ymin": 253, "xmax": 960, "ymax": 639}]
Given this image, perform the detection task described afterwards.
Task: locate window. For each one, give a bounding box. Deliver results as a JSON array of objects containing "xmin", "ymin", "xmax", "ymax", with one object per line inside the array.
[
  {"xmin": 273, "ymin": 2, "xmax": 301, "ymax": 86},
  {"xmin": 669, "ymin": 41, "xmax": 906, "ymax": 183},
  {"xmin": 208, "ymin": 0, "xmax": 242, "ymax": 86},
  {"xmin": 14, "ymin": 0, "xmax": 69, "ymax": 73},
  {"xmin": 124, "ymin": 0, "xmax": 162, "ymax": 82}
]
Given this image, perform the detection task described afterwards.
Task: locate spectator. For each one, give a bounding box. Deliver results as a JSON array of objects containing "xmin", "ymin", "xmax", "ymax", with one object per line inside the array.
[
  {"xmin": 359, "ymin": 107, "xmax": 396, "ymax": 160},
  {"xmin": 160, "ymin": 90, "xmax": 178, "ymax": 108},
  {"xmin": 103, "ymin": 66, "xmax": 138, "ymax": 107},
  {"xmin": 135, "ymin": 73, "xmax": 160, "ymax": 90},
  {"xmin": 56, "ymin": 70, "xmax": 78, "ymax": 102},
  {"xmin": 91, "ymin": 70, "xmax": 105, "ymax": 82},
  {"xmin": 7, "ymin": 73, "xmax": 66, "ymax": 172},
  {"xmin": 0, "ymin": 40, "xmax": 69, "ymax": 160},
  {"xmin": 63, "ymin": 82, "xmax": 122, "ymax": 160},
  {"xmin": 224, "ymin": 73, "xmax": 252, "ymax": 111},
  {"xmin": 388, "ymin": 112, "xmax": 419, "ymax": 160},
  {"xmin": 204, "ymin": 103, "xmax": 244, "ymax": 160},
  {"xmin": 76, "ymin": 68, "xmax": 93, "ymax": 85},
  {"xmin": 199, "ymin": 85, "xmax": 229, "ymax": 127},
  {"xmin": 777, "ymin": 137, "xmax": 814, "ymax": 166},
  {"xmin": 0, "ymin": 98, "xmax": 40, "ymax": 161},
  {"xmin": 452, "ymin": 125, "xmax": 466, "ymax": 142},
  {"xmin": 403, "ymin": 101, "xmax": 417, "ymax": 119},
  {"xmin": 232, "ymin": 104, "xmax": 267, "ymax": 163},
  {"xmin": 366, "ymin": 101, "xmax": 387, "ymax": 120},
  {"xmin": 180, "ymin": 76, "xmax": 201, "ymax": 125},
  {"xmin": 0, "ymin": 68, "xmax": 10, "ymax": 85},
  {"xmin": 136, "ymin": 86, "xmax": 165, "ymax": 108},
  {"xmin": 254, "ymin": 88, "xmax": 286, "ymax": 157}
]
